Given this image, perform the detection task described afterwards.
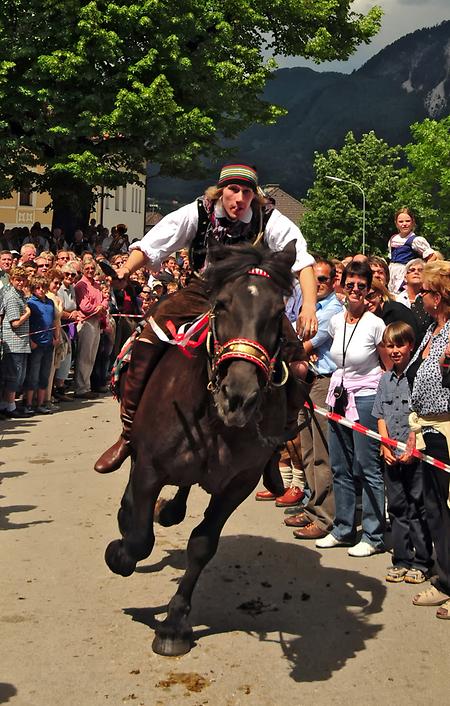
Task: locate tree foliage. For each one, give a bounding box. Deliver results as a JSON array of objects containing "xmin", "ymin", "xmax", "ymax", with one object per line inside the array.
[
  {"xmin": 301, "ymin": 131, "xmax": 403, "ymax": 257},
  {"xmin": 0, "ymin": 0, "xmax": 382, "ymax": 218},
  {"xmin": 397, "ymin": 116, "xmax": 450, "ymax": 254}
]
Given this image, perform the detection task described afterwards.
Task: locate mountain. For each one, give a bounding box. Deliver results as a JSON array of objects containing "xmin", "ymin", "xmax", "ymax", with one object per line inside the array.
[{"xmin": 150, "ymin": 20, "xmax": 450, "ymax": 204}]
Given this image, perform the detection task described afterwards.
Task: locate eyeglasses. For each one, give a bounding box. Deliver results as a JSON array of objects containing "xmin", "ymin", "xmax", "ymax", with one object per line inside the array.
[
  {"xmin": 407, "ymin": 267, "xmax": 423, "ymax": 274},
  {"xmin": 420, "ymin": 288, "xmax": 435, "ymax": 296},
  {"xmin": 365, "ymin": 291, "xmax": 381, "ymax": 301},
  {"xmin": 65, "ymin": 272, "xmax": 77, "ymax": 278},
  {"xmin": 344, "ymin": 282, "xmax": 367, "ymax": 292},
  {"xmin": 317, "ymin": 275, "xmax": 331, "ymax": 283}
]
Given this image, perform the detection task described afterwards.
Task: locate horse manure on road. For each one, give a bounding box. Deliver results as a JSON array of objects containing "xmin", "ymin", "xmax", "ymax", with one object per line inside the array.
[
  {"xmin": 237, "ymin": 598, "xmax": 279, "ymax": 616},
  {"xmin": 155, "ymin": 671, "xmax": 210, "ymax": 693}
]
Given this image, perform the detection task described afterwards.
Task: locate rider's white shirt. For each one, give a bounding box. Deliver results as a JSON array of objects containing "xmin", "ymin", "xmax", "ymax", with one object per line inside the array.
[{"xmin": 130, "ymin": 199, "xmax": 314, "ymax": 273}]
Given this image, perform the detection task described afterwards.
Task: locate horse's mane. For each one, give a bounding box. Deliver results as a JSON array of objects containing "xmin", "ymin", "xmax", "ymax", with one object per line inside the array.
[{"xmin": 204, "ymin": 242, "xmax": 295, "ymax": 296}]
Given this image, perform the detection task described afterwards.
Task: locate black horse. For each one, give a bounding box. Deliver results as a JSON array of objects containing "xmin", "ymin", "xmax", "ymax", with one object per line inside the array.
[{"xmin": 105, "ymin": 241, "xmax": 301, "ymax": 656}]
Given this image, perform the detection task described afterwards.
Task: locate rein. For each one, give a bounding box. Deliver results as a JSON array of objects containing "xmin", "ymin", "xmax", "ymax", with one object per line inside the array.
[{"xmin": 206, "ymin": 267, "xmax": 288, "ymax": 392}]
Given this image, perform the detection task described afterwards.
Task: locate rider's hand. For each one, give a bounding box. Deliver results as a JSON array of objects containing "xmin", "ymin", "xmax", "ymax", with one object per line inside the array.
[{"xmin": 296, "ymin": 304, "xmax": 318, "ymax": 341}]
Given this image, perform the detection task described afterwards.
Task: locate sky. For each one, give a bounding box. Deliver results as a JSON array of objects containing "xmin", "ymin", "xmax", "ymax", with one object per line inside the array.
[{"xmin": 276, "ymin": 0, "xmax": 450, "ymax": 72}]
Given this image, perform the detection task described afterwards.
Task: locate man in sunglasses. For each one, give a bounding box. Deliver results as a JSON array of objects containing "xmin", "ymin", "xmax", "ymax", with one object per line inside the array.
[{"xmin": 286, "ymin": 259, "xmax": 343, "ymax": 539}]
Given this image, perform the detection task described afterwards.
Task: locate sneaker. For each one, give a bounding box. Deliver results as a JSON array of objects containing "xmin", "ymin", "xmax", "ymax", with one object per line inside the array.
[
  {"xmin": 45, "ymin": 402, "xmax": 60, "ymax": 413},
  {"xmin": 22, "ymin": 406, "xmax": 35, "ymax": 416},
  {"xmin": 74, "ymin": 391, "xmax": 99, "ymax": 400},
  {"xmin": 348, "ymin": 541, "xmax": 384, "ymax": 557},
  {"xmin": 3, "ymin": 408, "xmax": 26, "ymax": 419},
  {"xmin": 316, "ymin": 534, "xmax": 352, "ymax": 549},
  {"xmin": 35, "ymin": 405, "xmax": 53, "ymax": 415},
  {"xmin": 255, "ymin": 490, "xmax": 276, "ymax": 501}
]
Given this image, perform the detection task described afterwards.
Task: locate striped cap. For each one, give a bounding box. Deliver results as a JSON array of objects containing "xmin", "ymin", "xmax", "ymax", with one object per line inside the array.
[{"xmin": 217, "ymin": 163, "xmax": 258, "ymax": 192}]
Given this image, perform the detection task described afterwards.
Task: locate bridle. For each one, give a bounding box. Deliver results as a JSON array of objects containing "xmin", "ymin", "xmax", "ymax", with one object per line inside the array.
[{"xmin": 206, "ymin": 267, "xmax": 289, "ymax": 392}]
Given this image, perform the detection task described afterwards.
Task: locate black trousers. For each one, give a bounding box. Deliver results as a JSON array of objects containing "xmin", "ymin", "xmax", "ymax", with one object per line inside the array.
[
  {"xmin": 422, "ymin": 432, "xmax": 450, "ymax": 595},
  {"xmin": 384, "ymin": 460, "xmax": 433, "ymax": 572}
]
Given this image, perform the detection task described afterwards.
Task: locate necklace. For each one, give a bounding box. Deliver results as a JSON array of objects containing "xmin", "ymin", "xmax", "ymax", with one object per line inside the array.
[{"xmin": 346, "ymin": 311, "xmax": 362, "ymax": 324}]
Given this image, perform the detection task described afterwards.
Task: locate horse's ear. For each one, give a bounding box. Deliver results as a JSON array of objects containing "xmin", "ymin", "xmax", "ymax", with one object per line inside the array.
[{"xmin": 271, "ymin": 240, "xmax": 297, "ymax": 271}]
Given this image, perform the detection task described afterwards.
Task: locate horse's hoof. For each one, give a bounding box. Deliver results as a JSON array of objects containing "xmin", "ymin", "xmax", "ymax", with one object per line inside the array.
[
  {"xmin": 154, "ymin": 497, "xmax": 169, "ymax": 525},
  {"xmin": 152, "ymin": 630, "xmax": 193, "ymax": 657},
  {"xmin": 154, "ymin": 497, "xmax": 187, "ymax": 527},
  {"xmin": 105, "ymin": 539, "xmax": 136, "ymax": 577}
]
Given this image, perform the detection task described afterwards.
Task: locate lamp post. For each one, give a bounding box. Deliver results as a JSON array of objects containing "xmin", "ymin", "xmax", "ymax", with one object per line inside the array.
[{"xmin": 325, "ymin": 175, "xmax": 366, "ymax": 255}]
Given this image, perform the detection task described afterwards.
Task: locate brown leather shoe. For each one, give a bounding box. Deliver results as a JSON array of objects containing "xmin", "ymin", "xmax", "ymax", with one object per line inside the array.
[
  {"xmin": 293, "ymin": 522, "xmax": 327, "ymax": 540},
  {"xmin": 284, "ymin": 512, "xmax": 309, "ymax": 527},
  {"xmin": 94, "ymin": 436, "xmax": 130, "ymax": 473}
]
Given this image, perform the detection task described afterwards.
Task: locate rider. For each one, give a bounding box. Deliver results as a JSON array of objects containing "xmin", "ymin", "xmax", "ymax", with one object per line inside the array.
[{"xmin": 94, "ymin": 162, "xmax": 318, "ymax": 474}]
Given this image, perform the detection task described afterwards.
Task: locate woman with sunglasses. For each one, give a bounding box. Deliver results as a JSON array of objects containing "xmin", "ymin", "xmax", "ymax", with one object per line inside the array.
[
  {"xmin": 395, "ymin": 259, "xmax": 433, "ymax": 341},
  {"xmin": 317, "ymin": 260, "xmax": 386, "ymax": 557},
  {"xmin": 364, "ymin": 278, "xmax": 421, "ymax": 359},
  {"xmin": 406, "ymin": 261, "xmax": 450, "ymax": 619}
]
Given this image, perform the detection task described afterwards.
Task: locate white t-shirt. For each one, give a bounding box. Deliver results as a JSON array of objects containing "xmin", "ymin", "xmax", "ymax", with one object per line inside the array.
[{"xmin": 328, "ymin": 311, "xmax": 385, "ymax": 394}]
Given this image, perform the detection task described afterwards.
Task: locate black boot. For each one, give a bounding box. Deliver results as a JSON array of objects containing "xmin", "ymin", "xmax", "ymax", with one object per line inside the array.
[{"xmin": 94, "ymin": 339, "xmax": 165, "ymax": 473}]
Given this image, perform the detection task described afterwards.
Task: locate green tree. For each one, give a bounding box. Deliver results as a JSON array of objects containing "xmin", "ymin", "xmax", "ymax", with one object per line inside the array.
[
  {"xmin": 397, "ymin": 116, "xmax": 450, "ymax": 255},
  {"xmin": 0, "ymin": 0, "xmax": 382, "ymax": 231},
  {"xmin": 301, "ymin": 131, "xmax": 403, "ymax": 257}
]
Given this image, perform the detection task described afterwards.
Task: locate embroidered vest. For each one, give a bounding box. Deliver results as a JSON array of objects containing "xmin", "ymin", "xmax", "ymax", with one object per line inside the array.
[
  {"xmin": 189, "ymin": 196, "xmax": 274, "ymax": 272},
  {"xmin": 391, "ymin": 233, "xmax": 417, "ymax": 265}
]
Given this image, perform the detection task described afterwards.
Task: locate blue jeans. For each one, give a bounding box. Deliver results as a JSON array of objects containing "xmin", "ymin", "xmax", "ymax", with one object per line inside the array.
[{"xmin": 328, "ymin": 394, "xmax": 385, "ymax": 548}]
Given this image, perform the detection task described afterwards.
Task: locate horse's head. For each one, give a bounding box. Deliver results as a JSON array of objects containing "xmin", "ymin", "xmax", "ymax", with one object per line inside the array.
[{"xmin": 206, "ymin": 241, "xmax": 296, "ymax": 428}]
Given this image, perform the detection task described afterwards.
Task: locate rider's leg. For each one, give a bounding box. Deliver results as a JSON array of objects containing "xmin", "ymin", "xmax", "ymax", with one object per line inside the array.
[
  {"xmin": 94, "ymin": 279, "xmax": 210, "ymax": 474},
  {"xmin": 94, "ymin": 336, "xmax": 166, "ymax": 473}
]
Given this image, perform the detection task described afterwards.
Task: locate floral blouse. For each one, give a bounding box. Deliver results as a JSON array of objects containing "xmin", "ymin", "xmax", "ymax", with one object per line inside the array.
[{"xmin": 409, "ymin": 320, "xmax": 450, "ymax": 416}]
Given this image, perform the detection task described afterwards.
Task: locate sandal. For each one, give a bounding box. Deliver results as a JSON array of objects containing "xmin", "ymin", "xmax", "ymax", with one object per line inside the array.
[
  {"xmin": 412, "ymin": 586, "xmax": 449, "ymax": 606},
  {"xmin": 385, "ymin": 566, "xmax": 408, "ymax": 583},
  {"xmin": 436, "ymin": 599, "xmax": 450, "ymax": 620},
  {"xmin": 404, "ymin": 568, "xmax": 429, "ymax": 584}
]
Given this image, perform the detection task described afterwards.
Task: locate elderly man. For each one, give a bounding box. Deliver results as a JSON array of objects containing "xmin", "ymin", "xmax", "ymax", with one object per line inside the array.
[
  {"xmin": 95, "ymin": 162, "xmax": 318, "ymax": 474},
  {"xmin": 19, "ymin": 243, "xmax": 37, "ymax": 265},
  {"xmin": 286, "ymin": 258, "xmax": 343, "ymax": 540}
]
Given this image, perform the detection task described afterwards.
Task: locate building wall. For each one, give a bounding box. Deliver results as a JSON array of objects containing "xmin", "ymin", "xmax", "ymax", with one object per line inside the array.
[
  {"xmin": 0, "ymin": 190, "xmax": 53, "ymax": 230},
  {"xmin": 94, "ymin": 182, "xmax": 146, "ymax": 241},
  {"xmin": 0, "ymin": 180, "xmax": 146, "ymax": 240}
]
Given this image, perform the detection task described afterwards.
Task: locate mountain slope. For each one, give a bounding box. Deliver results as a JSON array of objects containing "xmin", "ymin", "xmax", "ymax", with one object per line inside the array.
[{"xmin": 151, "ymin": 21, "xmax": 450, "ymax": 203}]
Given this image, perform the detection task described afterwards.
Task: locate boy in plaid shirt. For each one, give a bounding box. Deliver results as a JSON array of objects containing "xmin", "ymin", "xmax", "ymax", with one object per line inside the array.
[{"xmin": 0, "ymin": 267, "xmax": 32, "ymax": 418}]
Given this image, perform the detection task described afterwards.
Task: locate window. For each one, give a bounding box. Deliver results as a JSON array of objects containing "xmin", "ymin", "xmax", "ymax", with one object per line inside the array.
[
  {"xmin": 105, "ymin": 194, "xmax": 110, "ymax": 210},
  {"xmin": 122, "ymin": 185, "xmax": 127, "ymax": 211},
  {"xmin": 138, "ymin": 190, "xmax": 141, "ymax": 213},
  {"xmin": 19, "ymin": 188, "xmax": 32, "ymax": 206},
  {"xmin": 114, "ymin": 188, "xmax": 120, "ymax": 211}
]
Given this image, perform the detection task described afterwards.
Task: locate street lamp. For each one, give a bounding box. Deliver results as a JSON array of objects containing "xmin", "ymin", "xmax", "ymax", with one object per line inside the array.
[{"xmin": 325, "ymin": 175, "xmax": 366, "ymax": 255}]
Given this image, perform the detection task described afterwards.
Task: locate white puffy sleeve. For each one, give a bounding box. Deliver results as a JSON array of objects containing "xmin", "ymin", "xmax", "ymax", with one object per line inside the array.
[
  {"xmin": 264, "ymin": 209, "xmax": 315, "ymax": 273},
  {"xmin": 129, "ymin": 201, "xmax": 199, "ymax": 269}
]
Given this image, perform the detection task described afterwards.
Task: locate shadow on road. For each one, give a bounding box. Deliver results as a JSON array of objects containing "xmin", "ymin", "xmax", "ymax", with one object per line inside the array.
[
  {"xmin": 124, "ymin": 534, "xmax": 386, "ymax": 682},
  {"xmin": 0, "ymin": 471, "xmax": 53, "ymax": 530},
  {"xmin": 0, "ymin": 682, "xmax": 17, "ymax": 704}
]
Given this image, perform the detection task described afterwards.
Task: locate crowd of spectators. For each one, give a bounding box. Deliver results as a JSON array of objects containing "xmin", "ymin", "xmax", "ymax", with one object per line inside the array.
[
  {"xmin": 0, "ymin": 220, "xmax": 193, "ymax": 418},
  {"xmin": 1, "ymin": 206, "xmax": 450, "ymax": 622}
]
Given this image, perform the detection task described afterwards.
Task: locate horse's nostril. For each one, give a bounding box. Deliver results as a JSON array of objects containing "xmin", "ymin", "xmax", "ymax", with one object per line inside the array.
[{"xmin": 242, "ymin": 391, "xmax": 258, "ymax": 411}]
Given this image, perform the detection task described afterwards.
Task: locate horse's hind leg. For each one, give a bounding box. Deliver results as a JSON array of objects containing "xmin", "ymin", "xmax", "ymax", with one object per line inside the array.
[
  {"xmin": 105, "ymin": 459, "xmax": 162, "ymax": 577},
  {"xmin": 155, "ymin": 486, "xmax": 191, "ymax": 527},
  {"xmin": 152, "ymin": 473, "xmax": 259, "ymax": 656}
]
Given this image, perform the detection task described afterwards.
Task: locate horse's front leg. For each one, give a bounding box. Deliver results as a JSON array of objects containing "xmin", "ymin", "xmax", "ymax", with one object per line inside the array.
[
  {"xmin": 105, "ymin": 458, "xmax": 163, "ymax": 577},
  {"xmin": 152, "ymin": 472, "xmax": 260, "ymax": 656}
]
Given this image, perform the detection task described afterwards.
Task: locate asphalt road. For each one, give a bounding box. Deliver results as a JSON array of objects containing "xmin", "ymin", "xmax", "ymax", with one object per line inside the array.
[{"xmin": 1, "ymin": 396, "xmax": 449, "ymax": 706}]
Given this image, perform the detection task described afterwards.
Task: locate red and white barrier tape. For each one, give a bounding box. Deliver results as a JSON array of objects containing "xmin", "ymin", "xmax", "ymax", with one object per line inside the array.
[{"xmin": 307, "ymin": 403, "xmax": 450, "ymax": 475}]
